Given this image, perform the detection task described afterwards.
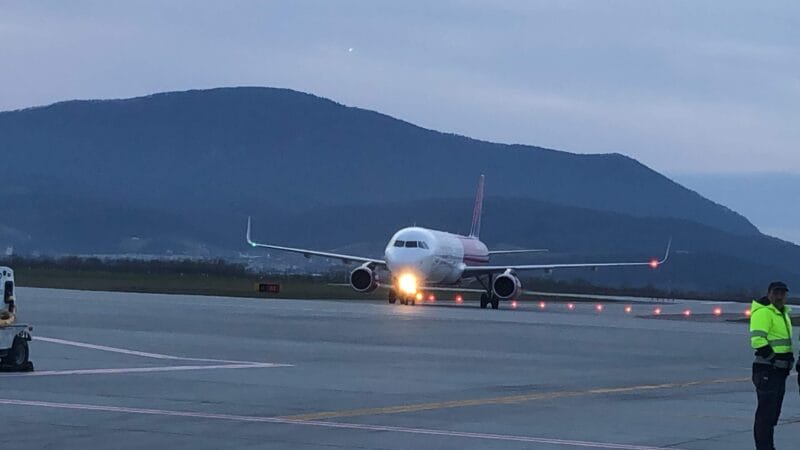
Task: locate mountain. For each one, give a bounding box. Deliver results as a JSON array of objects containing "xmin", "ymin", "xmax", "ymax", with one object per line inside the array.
[
  {"xmin": 0, "ymin": 86, "xmax": 796, "ymax": 292},
  {"xmin": 0, "ymin": 87, "xmax": 757, "ymax": 233}
]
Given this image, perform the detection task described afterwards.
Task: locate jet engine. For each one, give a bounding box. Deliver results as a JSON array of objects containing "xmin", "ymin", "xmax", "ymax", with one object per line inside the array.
[
  {"xmin": 350, "ymin": 265, "xmax": 378, "ymax": 293},
  {"xmin": 492, "ymin": 270, "xmax": 522, "ymax": 299}
]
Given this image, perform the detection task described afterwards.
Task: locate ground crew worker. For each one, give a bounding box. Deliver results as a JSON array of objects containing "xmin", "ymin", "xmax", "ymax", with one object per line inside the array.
[{"xmin": 750, "ymin": 281, "xmax": 792, "ymax": 450}]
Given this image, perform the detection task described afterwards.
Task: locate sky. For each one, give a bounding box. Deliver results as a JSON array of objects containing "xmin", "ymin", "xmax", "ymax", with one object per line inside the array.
[{"xmin": 1, "ymin": 1, "xmax": 798, "ymax": 239}]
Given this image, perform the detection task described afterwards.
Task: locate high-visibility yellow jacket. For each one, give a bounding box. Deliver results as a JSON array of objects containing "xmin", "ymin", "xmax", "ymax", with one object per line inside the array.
[{"xmin": 750, "ymin": 298, "xmax": 793, "ymax": 364}]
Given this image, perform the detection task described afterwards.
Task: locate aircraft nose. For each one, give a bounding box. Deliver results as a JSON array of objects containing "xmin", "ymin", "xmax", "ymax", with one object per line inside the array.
[{"xmin": 386, "ymin": 250, "xmax": 429, "ymax": 272}]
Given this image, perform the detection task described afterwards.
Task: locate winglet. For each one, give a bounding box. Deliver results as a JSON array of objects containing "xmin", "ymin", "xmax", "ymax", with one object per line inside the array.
[
  {"xmin": 246, "ymin": 217, "xmax": 256, "ymax": 247},
  {"xmin": 661, "ymin": 237, "xmax": 672, "ymax": 264}
]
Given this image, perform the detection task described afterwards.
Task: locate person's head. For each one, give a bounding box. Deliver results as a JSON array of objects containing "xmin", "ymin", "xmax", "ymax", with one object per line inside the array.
[{"xmin": 768, "ymin": 281, "xmax": 789, "ymax": 308}]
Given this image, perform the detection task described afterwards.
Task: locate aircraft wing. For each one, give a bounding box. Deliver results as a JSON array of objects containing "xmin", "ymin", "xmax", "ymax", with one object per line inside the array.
[
  {"xmin": 488, "ymin": 249, "xmax": 549, "ymax": 256},
  {"xmin": 246, "ymin": 218, "xmax": 386, "ymax": 266},
  {"xmin": 463, "ymin": 239, "xmax": 671, "ymax": 276}
]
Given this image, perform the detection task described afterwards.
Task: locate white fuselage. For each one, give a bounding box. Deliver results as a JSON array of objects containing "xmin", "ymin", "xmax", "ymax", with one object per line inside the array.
[{"xmin": 383, "ymin": 227, "xmax": 489, "ymax": 285}]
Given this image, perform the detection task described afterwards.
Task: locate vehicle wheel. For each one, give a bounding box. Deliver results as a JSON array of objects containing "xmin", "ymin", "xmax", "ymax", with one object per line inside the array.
[
  {"xmin": 4, "ymin": 337, "xmax": 28, "ymax": 368},
  {"xmin": 400, "ymin": 298, "xmax": 407, "ymax": 305},
  {"xmin": 388, "ymin": 290, "xmax": 397, "ymax": 304},
  {"xmin": 491, "ymin": 297, "xmax": 500, "ymax": 310},
  {"xmin": 480, "ymin": 293, "xmax": 488, "ymax": 309},
  {"xmin": 410, "ymin": 298, "xmax": 416, "ymax": 306}
]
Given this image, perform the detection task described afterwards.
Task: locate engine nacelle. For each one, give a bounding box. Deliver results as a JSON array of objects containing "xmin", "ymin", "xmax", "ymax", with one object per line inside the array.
[
  {"xmin": 492, "ymin": 271, "xmax": 522, "ymax": 300},
  {"xmin": 350, "ymin": 266, "xmax": 378, "ymax": 293}
]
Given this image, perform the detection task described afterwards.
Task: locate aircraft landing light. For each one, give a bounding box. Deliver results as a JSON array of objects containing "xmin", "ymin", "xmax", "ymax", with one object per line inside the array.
[{"xmin": 398, "ymin": 273, "xmax": 418, "ymax": 296}]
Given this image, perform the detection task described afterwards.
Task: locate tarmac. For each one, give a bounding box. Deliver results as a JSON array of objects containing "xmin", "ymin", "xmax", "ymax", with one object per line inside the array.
[{"xmin": 1, "ymin": 287, "xmax": 798, "ymax": 449}]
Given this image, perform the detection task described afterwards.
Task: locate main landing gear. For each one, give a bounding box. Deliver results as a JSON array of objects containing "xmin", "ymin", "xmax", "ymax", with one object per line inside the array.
[
  {"xmin": 401, "ymin": 297, "xmax": 416, "ymax": 306},
  {"xmin": 480, "ymin": 293, "xmax": 500, "ymax": 310},
  {"xmin": 477, "ymin": 274, "xmax": 500, "ymax": 310}
]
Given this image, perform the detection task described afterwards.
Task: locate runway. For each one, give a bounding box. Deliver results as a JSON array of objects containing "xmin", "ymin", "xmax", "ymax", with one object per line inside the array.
[{"xmin": 0, "ymin": 287, "xmax": 796, "ymax": 449}]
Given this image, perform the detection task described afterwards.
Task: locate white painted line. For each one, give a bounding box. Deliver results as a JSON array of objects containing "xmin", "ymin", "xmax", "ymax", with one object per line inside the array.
[
  {"xmin": 0, "ymin": 398, "xmax": 682, "ymax": 450},
  {"xmin": 35, "ymin": 336, "xmax": 272, "ymax": 365},
  {"xmin": 297, "ymin": 421, "xmax": 681, "ymax": 450},
  {"xmin": 0, "ymin": 362, "xmax": 291, "ymax": 378}
]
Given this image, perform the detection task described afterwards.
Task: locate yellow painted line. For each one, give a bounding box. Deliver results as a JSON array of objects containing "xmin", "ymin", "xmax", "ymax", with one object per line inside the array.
[{"xmin": 280, "ymin": 377, "xmax": 749, "ymax": 421}]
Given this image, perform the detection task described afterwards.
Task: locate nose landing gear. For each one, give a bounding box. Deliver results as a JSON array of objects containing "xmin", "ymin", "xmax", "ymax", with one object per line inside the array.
[
  {"xmin": 398, "ymin": 297, "xmax": 416, "ymax": 305},
  {"xmin": 389, "ymin": 290, "xmax": 417, "ymax": 306}
]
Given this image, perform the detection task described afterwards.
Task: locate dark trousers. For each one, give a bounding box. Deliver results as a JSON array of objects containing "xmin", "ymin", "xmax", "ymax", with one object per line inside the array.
[{"xmin": 753, "ymin": 364, "xmax": 790, "ymax": 450}]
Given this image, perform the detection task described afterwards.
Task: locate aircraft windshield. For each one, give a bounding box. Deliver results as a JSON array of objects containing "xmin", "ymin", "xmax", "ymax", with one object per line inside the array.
[{"xmin": 394, "ymin": 240, "xmax": 429, "ymax": 249}]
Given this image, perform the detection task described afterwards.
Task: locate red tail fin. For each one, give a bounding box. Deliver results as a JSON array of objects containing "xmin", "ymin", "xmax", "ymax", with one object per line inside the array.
[{"xmin": 469, "ymin": 175, "xmax": 484, "ymax": 238}]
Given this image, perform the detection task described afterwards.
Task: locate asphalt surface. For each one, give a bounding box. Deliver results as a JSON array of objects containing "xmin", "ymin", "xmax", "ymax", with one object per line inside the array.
[{"xmin": 0, "ymin": 287, "xmax": 797, "ymax": 449}]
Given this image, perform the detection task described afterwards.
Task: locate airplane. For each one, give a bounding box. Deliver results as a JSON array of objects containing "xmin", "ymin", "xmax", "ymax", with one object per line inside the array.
[{"xmin": 246, "ymin": 175, "xmax": 671, "ymax": 309}]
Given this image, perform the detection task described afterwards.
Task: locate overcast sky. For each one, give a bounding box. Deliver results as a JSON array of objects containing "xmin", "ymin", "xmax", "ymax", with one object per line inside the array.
[{"xmin": 1, "ymin": 0, "xmax": 798, "ymax": 175}]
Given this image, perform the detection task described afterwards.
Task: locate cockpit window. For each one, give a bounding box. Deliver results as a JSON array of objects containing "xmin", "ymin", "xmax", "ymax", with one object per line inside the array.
[{"xmin": 395, "ymin": 240, "xmax": 428, "ymax": 249}]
